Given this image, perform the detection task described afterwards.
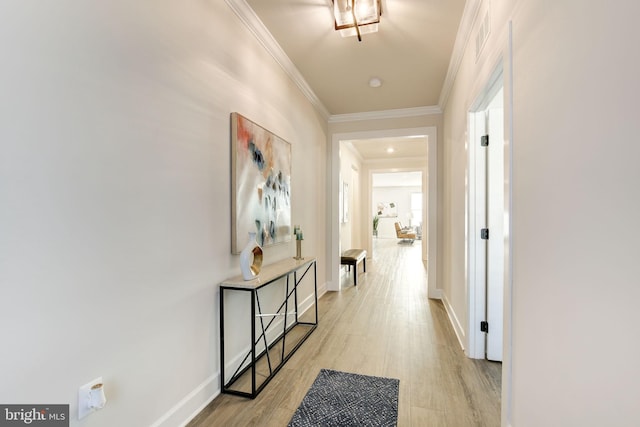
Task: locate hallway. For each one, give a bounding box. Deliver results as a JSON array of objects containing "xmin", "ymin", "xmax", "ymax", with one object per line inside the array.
[{"xmin": 190, "ymin": 238, "xmax": 501, "ymax": 426}]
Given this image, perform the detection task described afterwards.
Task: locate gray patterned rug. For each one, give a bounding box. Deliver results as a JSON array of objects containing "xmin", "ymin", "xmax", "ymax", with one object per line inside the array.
[{"xmin": 288, "ymin": 369, "xmax": 399, "ymax": 427}]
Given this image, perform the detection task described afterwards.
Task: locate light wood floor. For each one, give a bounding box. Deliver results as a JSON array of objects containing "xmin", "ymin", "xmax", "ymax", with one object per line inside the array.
[{"xmin": 189, "ymin": 238, "xmax": 501, "ymax": 427}]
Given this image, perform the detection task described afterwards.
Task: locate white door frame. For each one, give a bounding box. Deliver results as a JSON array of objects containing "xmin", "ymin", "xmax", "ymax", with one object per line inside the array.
[
  {"xmin": 466, "ymin": 63, "xmax": 505, "ymax": 360},
  {"xmin": 327, "ymin": 126, "xmax": 438, "ymax": 298},
  {"xmin": 467, "ymin": 106, "xmax": 490, "ymax": 359}
]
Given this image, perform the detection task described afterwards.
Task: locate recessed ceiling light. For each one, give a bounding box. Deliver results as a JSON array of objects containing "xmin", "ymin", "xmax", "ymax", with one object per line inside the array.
[
  {"xmin": 386, "ymin": 147, "xmax": 394, "ymax": 153},
  {"xmin": 369, "ymin": 77, "xmax": 382, "ymax": 88}
]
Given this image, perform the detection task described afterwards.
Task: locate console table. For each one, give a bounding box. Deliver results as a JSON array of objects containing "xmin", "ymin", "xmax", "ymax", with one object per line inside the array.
[{"xmin": 219, "ymin": 256, "xmax": 317, "ymax": 399}]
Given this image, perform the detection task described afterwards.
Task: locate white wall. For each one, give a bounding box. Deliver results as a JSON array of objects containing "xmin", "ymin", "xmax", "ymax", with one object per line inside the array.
[
  {"xmin": 0, "ymin": 1, "xmax": 327, "ymax": 426},
  {"xmin": 339, "ymin": 144, "xmax": 363, "ymax": 251},
  {"xmin": 443, "ymin": 0, "xmax": 640, "ymax": 425}
]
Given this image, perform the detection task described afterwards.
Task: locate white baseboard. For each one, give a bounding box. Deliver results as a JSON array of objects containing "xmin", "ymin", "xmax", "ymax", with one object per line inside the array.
[
  {"xmin": 154, "ymin": 286, "xmax": 326, "ymax": 427},
  {"xmin": 317, "ymin": 280, "xmax": 328, "ymax": 298},
  {"xmin": 441, "ymin": 293, "xmax": 466, "ymax": 351},
  {"xmin": 428, "ymin": 288, "xmax": 443, "ymax": 300},
  {"xmin": 150, "ymin": 374, "xmax": 219, "ymax": 427}
]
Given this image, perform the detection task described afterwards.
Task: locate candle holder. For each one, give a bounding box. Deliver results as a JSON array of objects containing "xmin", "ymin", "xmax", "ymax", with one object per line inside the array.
[
  {"xmin": 295, "ymin": 239, "xmax": 303, "ymax": 260},
  {"xmin": 293, "ymin": 225, "xmax": 304, "ymax": 260}
]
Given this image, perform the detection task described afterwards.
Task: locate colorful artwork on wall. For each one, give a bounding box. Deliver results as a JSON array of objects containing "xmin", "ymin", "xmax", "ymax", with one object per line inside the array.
[
  {"xmin": 231, "ymin": 113, "xmax": 292, "ymax": 254},
  {"xmin": 376, "ymin": 202, "xmax": 397, "ymax": 218}
]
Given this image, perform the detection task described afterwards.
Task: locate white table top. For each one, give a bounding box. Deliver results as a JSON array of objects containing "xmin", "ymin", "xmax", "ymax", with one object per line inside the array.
[{"xmin": 220, "ymin": 256, "xmax": 316, "ymax": 289}]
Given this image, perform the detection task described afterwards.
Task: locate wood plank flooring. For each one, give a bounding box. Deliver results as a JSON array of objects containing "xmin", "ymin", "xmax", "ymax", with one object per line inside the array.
[{"xmin": 189, "ymin": 238, "xmax": 501, "ymax": 427}]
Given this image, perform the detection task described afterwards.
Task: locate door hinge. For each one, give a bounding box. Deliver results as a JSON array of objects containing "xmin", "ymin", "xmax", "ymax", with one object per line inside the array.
[
  {"xmin": 481, "ymin": 228, "xmax": 489, "ymax": 240},
  {"xmin": 481, "ymin": 135, "xmax": 489, "ymax": 146},
  {"xmin": 480, "ymin": 321, "xmax": 489, "ymax": 333}
]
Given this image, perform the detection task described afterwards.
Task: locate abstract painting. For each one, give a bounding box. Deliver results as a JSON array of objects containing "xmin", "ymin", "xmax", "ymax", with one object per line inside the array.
[
  {"xmin": 231, "ymin": 113, "xmax": 292, "ymax": 254},
  {"xmin": 376, "ymin": 202, "xmax": 397, "ymax": 218}
]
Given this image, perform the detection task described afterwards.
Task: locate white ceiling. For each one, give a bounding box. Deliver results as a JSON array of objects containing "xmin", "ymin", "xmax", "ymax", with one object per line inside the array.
[
  {"xmin": 347, "ymin": 135, "xmax": 428, "ymax": 160},
  {"xmin": 373, "ymin": 171, "xmax": 422, "ymax": 187},
  {"xmin": 243, "ymin": 0, "xmax": 466, "ymax": 115}
]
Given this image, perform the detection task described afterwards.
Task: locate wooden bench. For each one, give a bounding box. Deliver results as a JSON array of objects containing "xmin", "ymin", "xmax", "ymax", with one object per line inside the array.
[{"xmin": 340, "ymin": 249, "xmax": 367, "ymax": 286}]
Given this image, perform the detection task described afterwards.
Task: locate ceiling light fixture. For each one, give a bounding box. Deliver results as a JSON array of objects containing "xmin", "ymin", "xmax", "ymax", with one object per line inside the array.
[
  {"xmin": 386, "ymin": 147, "xmax": 394, "ymax": 153},
  {"xmin": 332, "ymin": 0, "xmax": 382, "ymax": 42}
]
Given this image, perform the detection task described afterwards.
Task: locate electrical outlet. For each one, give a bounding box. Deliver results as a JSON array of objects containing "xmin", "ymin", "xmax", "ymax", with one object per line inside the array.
[{"xmin": 78, "ymin": 377, "xmax": 105, "ymax": 420}]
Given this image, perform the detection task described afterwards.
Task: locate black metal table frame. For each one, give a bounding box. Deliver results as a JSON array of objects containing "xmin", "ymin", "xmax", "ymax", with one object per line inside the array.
[{"xmin": 219, "ymin": 258, "xmax": 318, "ymax": 399}]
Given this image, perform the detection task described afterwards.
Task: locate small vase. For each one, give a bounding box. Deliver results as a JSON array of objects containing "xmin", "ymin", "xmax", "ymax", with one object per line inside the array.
[
  {"xmin": 294, "ymin": 239, "xmax": 303, "ymax": 260},
  {"xmin": 240, "ymin": 231, "xmax": 263, "ymax": 281}
]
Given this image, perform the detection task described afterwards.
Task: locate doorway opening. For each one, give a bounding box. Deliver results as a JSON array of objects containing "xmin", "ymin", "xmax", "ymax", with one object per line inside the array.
[
  {"xmin": 328, "ymin": 126, "xmax": 437, "ymax": 298},
  {"xmin": 371, "ymin": 171, "xmax": 423, "ymax": 249}
]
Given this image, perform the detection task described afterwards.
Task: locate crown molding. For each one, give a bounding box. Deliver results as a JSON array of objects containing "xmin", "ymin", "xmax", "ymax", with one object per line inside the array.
[
  {"xmin": 225, "ymin": 0, "xmax": 331, "ymax": 120},
  {"xmin": 438, "ymin": 0, "xmax": 483, "ymax": 110},
  {"xmin": 329, "ymin": 105, "xmax": 443, "ymax": 123}
]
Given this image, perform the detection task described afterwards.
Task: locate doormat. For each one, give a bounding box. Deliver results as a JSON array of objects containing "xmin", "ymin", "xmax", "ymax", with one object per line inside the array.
[{"xmin": 288, "ymin": 369, "xmax": 399, "ymax": 427}]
